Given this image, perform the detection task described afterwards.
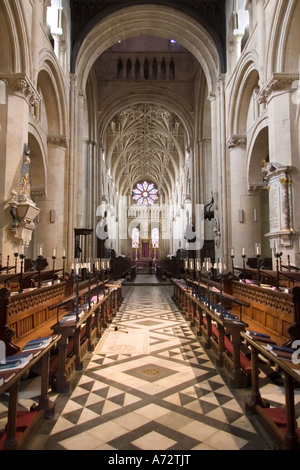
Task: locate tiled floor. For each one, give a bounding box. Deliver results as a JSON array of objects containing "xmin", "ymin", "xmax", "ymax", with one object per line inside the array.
[{"xmin": 1, "ymin": 275, "xmax": 298, "ymax": 451}]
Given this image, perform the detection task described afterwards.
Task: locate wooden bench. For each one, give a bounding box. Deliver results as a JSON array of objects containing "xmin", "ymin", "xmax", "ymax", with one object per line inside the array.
[
  {"xmin": 242, "ymin": 331, "xmax": 300, "ymax": 450},
  {"xmin": 0, "ymin": 335, "xmax": 60, "ymax": 450},
  {"xmin": 49, "ymin": 283, "xmax": 120, "ymax": 392},
  {"xmin": 0, "ymin": 283, "xmax": 66, "ymax": 355},
  {"xmin": 230, "ymin": 280, "xmax": 295, "ymax": 343},
  {"xmin": 172, "ymin": 278, "xmax": 252, "ymax": 388}
]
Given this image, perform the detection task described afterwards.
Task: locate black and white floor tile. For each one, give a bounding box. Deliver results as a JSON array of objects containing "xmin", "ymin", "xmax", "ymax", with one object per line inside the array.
[{"xmin": 2, "ymin": 275, "xmax": 299, "ymax": 451}]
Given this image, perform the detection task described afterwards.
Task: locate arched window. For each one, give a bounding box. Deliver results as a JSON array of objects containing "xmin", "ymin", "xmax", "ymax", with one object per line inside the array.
[
  {"xmin": 160, "ymin": 59, "xmax": 166, "ymax": 80},
  {"xmin": 135, "ymin": 59, "xmax": 141, "ymax": 80},
  {"xmin": 169, "ymin": 59, "xmax": 175, "ymax": 80},
  {"xmin": 152, "ymin": 228, "xmax": 159, "ymax": 248},
  {"xmin": 133, "ymin": 181, "xmax": 158, "ymax": 206},
  {"xmin": 117, "ymin": 59, "xmax": 123, "ymax": 78},
  {"xmin": 132, "ymin": 228, "xmax": 140, "ymax": 248},
  {"xmin": 144, "ymin": 59, "xmax": 149, "ymax": 80},
  {"xmin": 126, "ymin": 59, "xmax": 132, "ymax": 79},
  {"xmin": 152, "ymin": 59, "xmax": 158, "ymax": 80}
]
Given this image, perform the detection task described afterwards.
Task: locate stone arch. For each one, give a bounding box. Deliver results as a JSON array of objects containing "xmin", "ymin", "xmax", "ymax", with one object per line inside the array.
[
  {"xmin": 267, "ymin": 0, "xmax": 300, "ymax": 74},
  {"xmin": 27, "ymin": 125, "xmax": 47, "ymax": 197},
  {"xmin": 0, "ymin": 0, "xmax": 31, "ymax": 74},
  {"xmin": 247, "ymin": 121, "xmax": 271, "ymax": 259},
  {"xmin": 227, "ymin": 52, "xmax": 260, "ymax": 136},
  {"xmin": 247, "ymin": 119, "xmax": 269, "ymax": 191},
  {"xmin": 37, "ymin": 55, "xmax": 68, "ymax": 136},
  {"xmin": 74, "ymin": 5, "xmax": 220, "ymax": 96}
]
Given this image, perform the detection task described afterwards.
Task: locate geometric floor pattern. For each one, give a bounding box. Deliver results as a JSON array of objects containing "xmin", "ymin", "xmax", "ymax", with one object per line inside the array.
[{"xmin": 2, "ymin": 276, "xmax": 292, "ymax": 451}]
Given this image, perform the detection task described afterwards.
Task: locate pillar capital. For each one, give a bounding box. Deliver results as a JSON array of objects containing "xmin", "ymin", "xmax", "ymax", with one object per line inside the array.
[
  {"xmin": 0, "ymin": 73, "xmax": 41, "ymax": 108},
  {"xmin": 257, "ymin": 73, "xmax": 299, "ymax": 104},
  {"xmin": 47, "ymin": 135, "xmax": 69, "ymax": 149},
  {"xmin": 227, "ymin": 134, "xmax": 247, "ymax": 150}
]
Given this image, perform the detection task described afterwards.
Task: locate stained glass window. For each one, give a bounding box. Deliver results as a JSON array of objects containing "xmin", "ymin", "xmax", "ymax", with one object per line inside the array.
[
  {"xmin": 133, "ymin": 181, "xmax": 158, "ymax": 206},
  {"xmin": 152, "ymin": 228, "xmax": 159, "ymax": 248},
  {"xmin": 132, "ymin": 228, "xmax": 139, "ymax": 248}
]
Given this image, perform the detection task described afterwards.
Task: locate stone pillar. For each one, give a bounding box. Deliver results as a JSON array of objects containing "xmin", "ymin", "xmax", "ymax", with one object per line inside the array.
[
  {"xmin": 262, "ymin": 74, "xmax": 298, "ymax": 166},
  {"xmin": 34, "ymin": 137, "xmax": 68, "ymax": 265},
  {"xmin": 227, "ymin": 135, "xmax": 261, "ymax": 265},
  {"xmin": 0, "ymin": 75, "xmax": 40, "ymax": 259},
  {"xmin": 263, "ymin": 163, "xmax": 296, "ymax": 264},
  {"xmin": 67, "ymin": 74, "xmax": 86, "ymax": 265},
  {"xmin": 259, "ymin": 74, "xmax": 299, "ymax": 265}
]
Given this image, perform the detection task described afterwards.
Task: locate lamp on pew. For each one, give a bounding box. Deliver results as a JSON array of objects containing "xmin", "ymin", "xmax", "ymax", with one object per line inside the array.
[
  {"xmin": 62, "ymin": 248, "xmax": 66, "ymax": 279},
  {"xmin": 217, "ymin": 261, "xmax": 227, "ymax": 317},
  {"xmin": 195, "ymin": 258, "xmax": 201, "ymax": 281},
  {"xmin": 274, "ymin": 244, "xmax": 283, "ymax": 290},
  {"xmin": 95, "ymin": 258, "xmax": 101, "ymax": 301},
  {"xmin": 86, "ymin": 258, "xmax": 91, "ymax": 309},
  {"xmin": 231, "ymin": 248, "xmax": 235, "ymax": 275},
  {"xmin": 241, "ymin": 247, "xmax": 246, "ymax": 282},
  {"xmin": 74, "ymin": 258, "xmax": 81, "ymax": 322},
  {"xmin": 255, "ymin": 243, "xmax": 261, "ymax": 286},
  {"xmin": 18, "ymin": 243, "xmax": 26, "ymax": 293},
  {"xmin": 37, "ymin": 244, "xmax": 43, "ymax": 288},
  {"xmin": 189, "ymin": 258, "xmax": 195, "ymax": 280},
  {"xmin": 52, "ymin": 246, "xmax": 57, "ymax": 285},
  {"xmin": 14, "ymin": 250, "xmax": 19, "ymax": 273}
]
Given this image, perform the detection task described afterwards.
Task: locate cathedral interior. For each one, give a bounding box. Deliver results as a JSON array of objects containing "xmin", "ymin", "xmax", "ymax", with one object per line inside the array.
[{"xmin": 0, "ymin": 0, "xmax": 300, "ymax": 453}]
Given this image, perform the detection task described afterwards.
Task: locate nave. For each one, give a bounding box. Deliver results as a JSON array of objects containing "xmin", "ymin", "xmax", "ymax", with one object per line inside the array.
[{"xmin": 3, "ymin": 276, "xmax": 286, "ymax": 451}]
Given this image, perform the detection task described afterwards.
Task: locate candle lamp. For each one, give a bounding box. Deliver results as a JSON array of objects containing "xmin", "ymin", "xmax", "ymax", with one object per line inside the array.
[
  {"xmin": 230, "ymin": 249, "xmax": 234, "ymax": 275},
  {"xmin": 255, "ymin": 243, "xmax": 261, "ymax": 286},
  {"xmin": 18, "ymin": 247, "xmax": 25, "ymax": 293},
  {"xmin": 74, "ymin": 259, "xmax": 81, "ymax": 322},
  {"xmin": 86, "ymin": 259, "xmax": 91, "ymax": 309},
  {"xmin": 183, "ymin": 259, "xmax": 189, "ymax": 289},
  {"xmin": 14, "ymin": 251, "xmax": 19, "ymax": 273},
  {"xmin": 241, "ymin": 248, "xmax": 246, "ymax": 282},
  {"xmin": 52, "ymin": 247, "xmax": 57, "ymax": 285},
  {"xmin": 217, "ymin": 261, "xmax": 227, "ymax": 317},
  {"xmin": 274, "ymin": 245, "xmax": 283, "ymax": 290},
  {"xmin": 62, "ymin": 249, "xmax": 66, "ymax": 279},
  {"xmin": 188, "ymin": 258, "xmax": 195, "ymax": 280},
  {"xmin": 95, "ymin": 258, "xmax": 101, "ymax": 301},
  {"xmin": 195, "ymin": 258, "xmax": 201, "ymax": 281}
]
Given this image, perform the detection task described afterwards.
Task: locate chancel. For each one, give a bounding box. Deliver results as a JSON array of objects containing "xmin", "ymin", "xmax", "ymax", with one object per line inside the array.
[{"xmin": 0, "ymin": 0, "xmax": 300, "ymax": 452}]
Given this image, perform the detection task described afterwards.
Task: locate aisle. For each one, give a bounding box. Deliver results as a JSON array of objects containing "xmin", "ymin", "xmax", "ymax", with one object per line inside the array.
[{"xmin": 25, "ymin": 279, "xmax": 275, "ymax": 450}]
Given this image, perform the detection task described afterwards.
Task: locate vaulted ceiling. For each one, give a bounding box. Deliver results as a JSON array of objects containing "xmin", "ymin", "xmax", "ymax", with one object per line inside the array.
[
  {"xmin": 70, "ymin": 1, "xmax": 220, "ymax": 201},
  {"xmin": 105, "ymin": 103, "xmax": 185, "ymax": 199}
]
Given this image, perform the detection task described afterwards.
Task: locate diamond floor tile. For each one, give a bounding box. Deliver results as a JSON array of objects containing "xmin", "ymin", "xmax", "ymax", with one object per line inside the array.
[{"xmin": 7, "ymin": 276, "xmax": 287, "ymax": 451}]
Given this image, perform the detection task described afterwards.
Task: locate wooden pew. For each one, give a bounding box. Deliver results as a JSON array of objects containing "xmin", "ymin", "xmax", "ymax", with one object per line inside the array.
[
  {"xmin": 172, "ymin": 278, "xmax": 252, "ymax": 387},
  {"xmin": 242, "ymin": 331, "xmax": 300, "ymax": 450},
  {"xmin": 0, "ymin": 283, "xmax": 66, "ymax": 355},
  {"xmin": 0, "ymin": 335, "xmax": 60, "ymax": 450},
  {"xmin": 230, "ymin": 280, "xmax": 296, "ymax": 344},
  {"xmin": 50, "ymin": 286, "xmax": 117, "ymax": 392}
]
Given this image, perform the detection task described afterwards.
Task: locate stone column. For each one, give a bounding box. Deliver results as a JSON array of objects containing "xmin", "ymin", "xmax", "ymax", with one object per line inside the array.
[
  {"xmin": 260, "ymin": 74, "xmax": 299, "ymax": 265},
  {"xmin": 227, "ymin": 134, "xmax": 261, "ymax": 265},
  {"xmin": 263, "ymin": 163, "xmax": 295, "ymax": 261},
  {"xmin": 35, "ymin": 136, "xmax": 68, "ymax": 265},
  {"xmin": 67, "ymin": 74, "xmax": 86, "ymax": 265},
  {"xmin": 0, "ymin": 75, "xmax": 40, "ymax": 258}
]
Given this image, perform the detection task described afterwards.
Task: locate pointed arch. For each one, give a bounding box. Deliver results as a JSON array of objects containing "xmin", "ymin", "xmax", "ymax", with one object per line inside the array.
[{"xmin": 74, "ymin": 5, "xmax": 220, "ymax": 96}]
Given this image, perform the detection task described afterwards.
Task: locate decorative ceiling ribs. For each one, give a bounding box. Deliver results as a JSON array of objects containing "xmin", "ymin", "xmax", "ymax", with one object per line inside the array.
[{"xmin": 106, "ymin": 103, "xmax": 184, "ymax": 198}]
